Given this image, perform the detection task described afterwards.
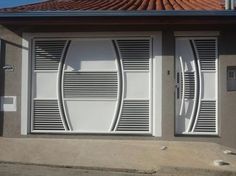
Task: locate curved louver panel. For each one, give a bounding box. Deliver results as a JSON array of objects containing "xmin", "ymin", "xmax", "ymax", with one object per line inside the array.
[
  {"xmin": 184, "ymin": 72, "xmax": 195, "ymax": 99},
  {"xmin": 35, "ymin": 40, "xmax": 66, "ymax": 70},
  {"xmin": 194, "ymin": 101, "xmax": 216, "ymax": 133},
  {"xmin": 64, "ymin": 72, "xmax": 118, "ymax": 98},
  {"xmin": 33, "ymin": 100, "xmax": 65, "ymax": 130},
  {"xmin": 176, "ymin": 37, "xmax": 218, "ymax": 135},
  {"xmin": 116, "ymin": 40, "xmax": 150, "ymax": 70},
  {"xmin": 117, "ymin": 100, "xmax": 149, "ymax": 131},
  {"xmin": 194, "ymin": 39, "xmax": 217, "ymax": 71}
]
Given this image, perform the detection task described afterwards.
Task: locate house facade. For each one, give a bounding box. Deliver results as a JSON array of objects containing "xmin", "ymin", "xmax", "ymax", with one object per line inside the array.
[{"xmin": 0, "ymin": 0, "xmax": 236, "ymax": 148}]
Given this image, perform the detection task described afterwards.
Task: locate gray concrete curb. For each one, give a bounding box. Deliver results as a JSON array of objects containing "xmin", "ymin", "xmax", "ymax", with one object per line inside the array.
[
  {"xmin": 0, "ymin": 161, "xmax": 236, "ymax": 176},
  {"xmin": 158, "ymin": 166, "xmax": 236, "ymax": 176},
  {"xmin": 0, "ymin": 161, "xmax": 157, "ymax": 175}
]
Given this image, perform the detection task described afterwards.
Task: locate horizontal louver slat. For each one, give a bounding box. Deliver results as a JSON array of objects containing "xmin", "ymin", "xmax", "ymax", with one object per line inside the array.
[
  {"xmin": 194, "ymin": 101, "xmax": 216, "ymax": 133},
  {"xmin": 184, "ymin": 72, "xmax": 195, "ymax": 99},
  {"xmin": 64, "ymin": 72, "xmax": 118, "ymax": 98},
  {"xmin": 33, "ymin": 100, "xmax": 65, "ymax": 131},
  {"xmin": 194, "ymin": 39, "xmax": 217, "ymax": 71},
  {"xmin": 117, "ymin": 100, "xmax": 149, "ymax": 132},
  {"xmin": 116, "ymin": 40, "xmax": 150, "ymax": 70},
  {"xmin": 34, "ymin": 40, "xmax": 66, "ymax": 70},
  {"xmin": 180, "ymin": 72, "xmax": 195, "ymax": 99}
]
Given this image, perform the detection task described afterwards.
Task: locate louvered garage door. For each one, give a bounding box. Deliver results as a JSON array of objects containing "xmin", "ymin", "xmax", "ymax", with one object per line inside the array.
[
  {"xmin": 175, "ymin": 37, "xmax": 218, "ymax": 135},
  {"xmin": 31, "ymin": 38, "xmax": 152, "ymax": 133}
]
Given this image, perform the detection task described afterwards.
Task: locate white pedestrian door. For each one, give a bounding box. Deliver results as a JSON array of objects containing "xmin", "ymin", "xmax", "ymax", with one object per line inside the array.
[{"xmin": 175, "ymin": 37, "xmax": 218, "ymax": 135}]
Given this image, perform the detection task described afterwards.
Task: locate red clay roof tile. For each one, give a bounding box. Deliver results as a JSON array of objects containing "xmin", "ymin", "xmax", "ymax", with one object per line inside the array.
[
  {"xmin": 156, "ymin": 0, "xmax": 164, "ymax": 10},
  {"xmin": 0, "ymin": 0, "xmax": 225, "ymax": 12},
  {"xmin": 163, "ymin": 0, "xmax": 173, "ymax": 10}
]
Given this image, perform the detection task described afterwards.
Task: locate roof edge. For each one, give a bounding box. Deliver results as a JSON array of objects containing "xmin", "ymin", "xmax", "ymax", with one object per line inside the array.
[{"xmin": 0, "ymin": 10, "xmax": 236, "ymax": 17}]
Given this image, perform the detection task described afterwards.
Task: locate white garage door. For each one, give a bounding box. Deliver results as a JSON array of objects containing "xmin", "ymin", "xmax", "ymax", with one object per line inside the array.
[{"xmin": 31, "ymin": 37, "xmax": 152, "ymax": 134}]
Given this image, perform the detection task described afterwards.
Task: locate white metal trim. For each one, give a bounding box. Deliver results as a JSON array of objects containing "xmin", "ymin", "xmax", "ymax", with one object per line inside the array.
[
  {"xmin": 215, "ymin": 39, "xmax": 219, "ymax": 135},
  {"xmin": 57, "ymin": 40, "xmax": 71, "ymax": 131},
  {"xmin": 178, "ymin": 56, "xmax": 185, "ymax": 116},
  {"xmin": 109, "ymin": 41, "xmax": 122, "ymax": 131},
  {"xmin": 30, "ymin": 39, "xmax": 35, "ymax": 132},
  {"xmin": 63, "ymin": 98, "xmax": 118, "ymax": 101},
  {"xmin": 182, "ymin": 132, "xmax": 218, "ymax": 135},
  {"xmin": 21, "ymin": 35, "xmax": 31, "ymax": 135},
  {"xmin": 186, "ymin": 57, "xmax": 197, "ymax": 132},
  {"xmin": 191, "ymin": 40, "xmax": 202, "ymax": 133},
  {"xmin": 152, "ymin": 33, "xmax": 162, "ymax": 137},
  {"xmin": 34, "ymin": 70, "xmax": 58, "ymax": 73},
  {"xmin": 64, "ymin": 69, "xmax": 119, "ymax": 72},
  {"xmin": 122, "ymin": 70, "xmax": 150, "ymax": 73},
  {"xmin": 113, "ymin": 40, "xmax": 125, "ymax": 132},
  {"xmin": 31, "ymin": 130, "xmax": 152, "ymax": 134},
  {"xmin": 149, "ymin": 38, "xmax": 153, "ymax": 134}
]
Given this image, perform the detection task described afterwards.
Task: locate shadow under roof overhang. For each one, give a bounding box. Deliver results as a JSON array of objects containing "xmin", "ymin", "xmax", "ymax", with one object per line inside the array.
[{"xmin": 0, "ymin": 11, "xmax": 236, "ymax": 27}]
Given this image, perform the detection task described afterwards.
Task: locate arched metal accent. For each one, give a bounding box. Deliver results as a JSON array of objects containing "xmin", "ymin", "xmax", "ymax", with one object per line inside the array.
[
  {"xmin": 57, "ymin": 40, "xmax": 71, "ymax": 131},
  {"xmin": 110, "ymin": 40, "xmax": 124, "ymax": 131},
  {"xmin": 188, "ymin": 40, "xmax": 201, "ymax": 132},
  {"xmin": 191, "ymin": 40, "xmax": 204, "ymax": 132},
  {"xmin": 178, "ymin": 56, "xmax": 185, "ymax": 116}
]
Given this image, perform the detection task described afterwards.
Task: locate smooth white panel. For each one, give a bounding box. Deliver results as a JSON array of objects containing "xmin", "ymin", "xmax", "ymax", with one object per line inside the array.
[
  {"xmin": 65, "ymin": 40, "xmax": 117, "ymax": 71},
  {"xmin": 124, "ymin": 72, "xmax": 149, "ymax": 99},
  {"xmin": 175, "ymin": 100, "xmax": 194, "ymax": 133},
  {"xmin": 35, "ymin": 72, "xmax": 57, "ymax": 98},
  {"xmin": 201, "ymin": 72, "xmax": 216, "ymax": 99},
  {"xmin": 176, "ymin": 39, "xmax": 196, "ymax": 72},
  {"xmin": 65, "ymin": 100, "xmax": 116, "ymax": 132}
]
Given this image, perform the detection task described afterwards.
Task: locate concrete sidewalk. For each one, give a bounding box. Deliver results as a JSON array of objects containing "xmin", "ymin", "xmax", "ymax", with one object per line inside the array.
[{"xmin": 0, "ymin": 137, "xmax": 235, "ymax": 173}]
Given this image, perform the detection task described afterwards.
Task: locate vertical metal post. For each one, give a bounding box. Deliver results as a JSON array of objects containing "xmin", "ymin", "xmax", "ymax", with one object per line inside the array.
[
  {"xmin": 225, "ymin": 0, "xmax": 230, "ymax": 10},
  {"xmin": 231, "ymin": 0, "xmax": 235, "ymax": 10}
]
